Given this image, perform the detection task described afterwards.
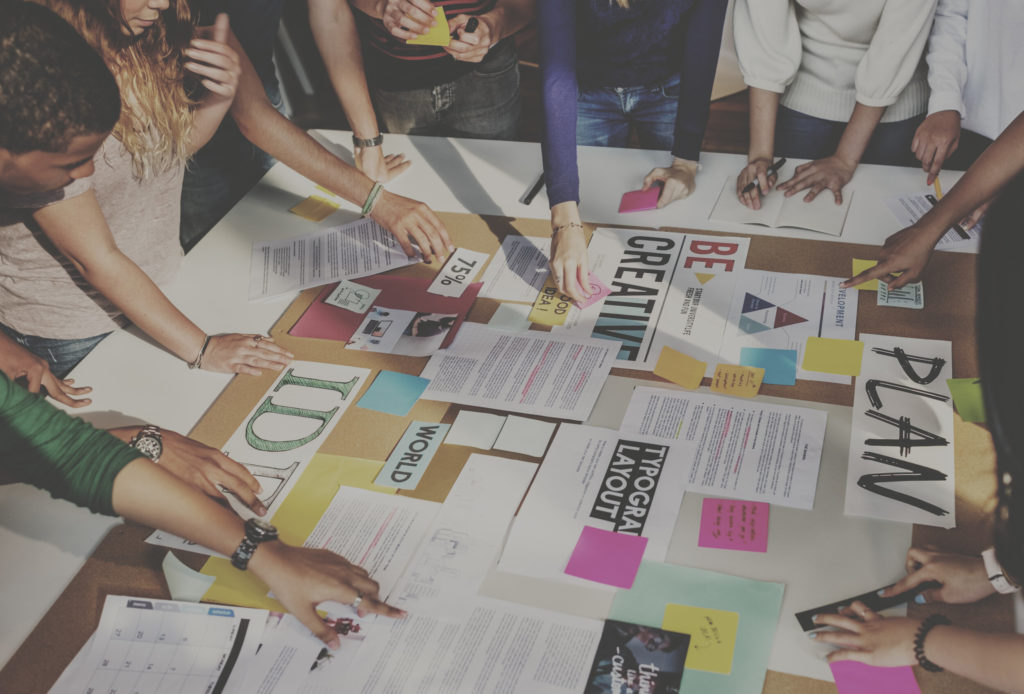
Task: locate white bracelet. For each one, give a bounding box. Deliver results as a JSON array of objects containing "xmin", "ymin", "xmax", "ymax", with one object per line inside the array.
[{"xmin": 982, "ymin": 547, "xmax": 1020, "ymax": 594}]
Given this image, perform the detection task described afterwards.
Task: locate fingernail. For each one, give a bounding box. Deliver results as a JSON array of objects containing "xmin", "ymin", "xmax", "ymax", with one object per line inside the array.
[
  {"xmin": 328, "ymin": 637, "xmax": 340, "ymax": 650},
  {"xmin": 256, "ymin": 504, "xmax": 267, "ymax": 516},
  {"xmin": 807, "ymin": 632, "xmax": 817, "ymax": 639},
  {"xmin": 877, "ymin": 588, "xmax": 888, "ymax": 596},
  {"xmin": 915, "ymin": 594, "xmax": 927, "ymax": 604},
  {"xmin": 811, "ymin": 614, "xmax": 822, "ymax": 622}
]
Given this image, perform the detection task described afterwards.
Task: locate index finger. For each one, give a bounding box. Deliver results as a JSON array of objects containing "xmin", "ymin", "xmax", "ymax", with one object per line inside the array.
[
  {"xmin": 840, "ymin": 262, "xmax": 890, "ymax": 289},
  {"xmin": 210, "ymin": 449, "xmax": 261, "ymax": 492},
  {"xmin": 884, "ymin": 566, "xmax": 936, "ymax": 598},
  {"xmin": 45, "ymin": 375, "xmax": 93, "ymax": 407},
  {"xmin": 358, "ymin": 594, "xmax": 407, "ymax": 619}
]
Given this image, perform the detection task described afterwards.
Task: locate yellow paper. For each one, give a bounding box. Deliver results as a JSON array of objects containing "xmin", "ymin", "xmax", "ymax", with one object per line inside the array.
[
  {"xmin": 406, "ymin": 7, "xmax": 450, "ymax": 46},
  {"xmin": 654, "ymin": 346, "xmax": 706, "ymax": 390},
  {"xmin": 289, "ymin": 195, "xmax": 339, "ymax": 222},
  {"xmin": 695, "ymin": 273, "xmax": 715, "ymax": 285},
  {"xmin": 709, "ymin": 364, "xmax": 763, "ymax": 398},
  {"xmin": 315, "ymin": 185, "xmax": 340, "ymax": 198},
  {"xmin": 662, "ymin": 604, "xmax": 739, "ymax": 675},
  {"xmin": 802, "ymin": 337, "xmax": 864, "ymax": 376},
  {"xmin": 528, "ymin": 277, "xmax": 573, "ymax": 326},
  {"xmin": 850, "ymin": 259, "xmax": 879, "ymax": 291}
]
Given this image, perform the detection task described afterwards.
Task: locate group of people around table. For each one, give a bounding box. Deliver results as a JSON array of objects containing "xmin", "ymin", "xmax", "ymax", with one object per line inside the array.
[{"xmin": 0, "ymin": 0, "xmax": 1022, "ymax": 688}]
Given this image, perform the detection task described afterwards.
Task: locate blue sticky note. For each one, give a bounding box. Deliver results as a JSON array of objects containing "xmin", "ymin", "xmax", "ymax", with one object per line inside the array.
[
  {"xmin": 357, "ymin": 371, "xmax": 429, "ymax": 416},
  {"xmin": 740, "ymin": 347, "xmax": 798, "ymax": 386},
  {"xmin": 376, "ymin": 421, "xmax": 450, "ymax": 490}
]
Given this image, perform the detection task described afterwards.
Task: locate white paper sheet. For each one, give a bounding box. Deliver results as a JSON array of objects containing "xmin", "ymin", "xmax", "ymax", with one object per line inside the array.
[
  {"xmin": 709, "ymin": 175, "xmax": 854, "ymax": 237},
  {"xmin": 844, "ymin": 334, "xmax": 956, "ymax": 528},
  {"xmin": 622, "ymin": 386, "xmax": 827, "ymax": 509},
  {"xmin": 428, "ymin": 247, "xmax": 490, "ymax": 297},
  {"xmin": 478, "ymin": 236, "xmax": 551, "ymax": 301},
  {"xmin": 885, "ymin": 192, "xmax": 981, "ymax": 249},
  {"xmin": 499, "ymin": 425, "xmax": 687, "ymax": 580},
  {"xmin": 419, "ymin": 323, "xmax": 617, "ymax": 421},
  {"xmin": 493, "ymin": 415, "xmax": 558, "ymax": 457},
  {"xmin": 445, "ymin": 410, "xmax": 507, "ymax": 448},
  {"xmin": 488, "ymin": 302, "xmax": 533, "ymax": 332},
  {"xmin": 249, "ymin": 218, "xmax": 418, "ymax": 300}
]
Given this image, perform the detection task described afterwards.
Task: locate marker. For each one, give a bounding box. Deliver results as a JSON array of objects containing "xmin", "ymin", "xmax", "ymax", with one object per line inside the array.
[
  {"xmin": 933, "ymin": 176, "xmax": 943, "ymax": 199},
  {"xmin": 521, "ymin": 172, "xmax": 545, "ymax": 205},
  {"xmin": 451, "ymin": 16, "xmax": 478, "ymax": 39},
  {"xmin": 741, "ymin": 157, "xmax": 787, "ymax": 194}
]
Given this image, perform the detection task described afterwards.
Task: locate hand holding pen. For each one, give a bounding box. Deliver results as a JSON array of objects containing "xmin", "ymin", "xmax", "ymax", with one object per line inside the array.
[
  {"xmin": 736, "ymin": 157, "xmax": 786, "ymax": 210},
  {"xmin": 446, "ymin": 15, "xmax": 490, "ymax": 63}
]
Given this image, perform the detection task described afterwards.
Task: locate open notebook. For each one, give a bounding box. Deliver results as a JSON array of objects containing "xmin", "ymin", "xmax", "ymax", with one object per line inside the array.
[{"xmin": 709, "ymin": 175, "xmax": 854, "ymax": 237}]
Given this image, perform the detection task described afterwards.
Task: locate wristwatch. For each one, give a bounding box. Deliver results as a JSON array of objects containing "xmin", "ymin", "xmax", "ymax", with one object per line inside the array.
[
  {"xmin": 129, "ymin": 425, "xmax": 163, "ymax": 463},
  {"xmin": 352, "ymin": 133, "xmax": 384, "ymax": 148},
  {"xmin": 982, "ymin": 547, "xmax": 1021, "ymax": 594},
  {"xmin": 231, "ymin": 518, "xmax": 278, "ymax": 570}
]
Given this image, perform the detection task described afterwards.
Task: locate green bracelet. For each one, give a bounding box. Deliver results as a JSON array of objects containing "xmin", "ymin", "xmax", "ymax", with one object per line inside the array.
[{"xmin": 361, "ymin": 182, "xmax": 383, "ymax": 217}]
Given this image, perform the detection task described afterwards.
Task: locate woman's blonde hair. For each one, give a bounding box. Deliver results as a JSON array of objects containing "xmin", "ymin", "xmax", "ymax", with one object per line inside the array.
[{"xmin": 35, "ymin": 0, "xmax": 195, "ymax": 178}]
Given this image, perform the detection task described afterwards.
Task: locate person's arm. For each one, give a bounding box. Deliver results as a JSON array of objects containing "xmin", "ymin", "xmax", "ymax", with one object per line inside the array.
[
  {"xmin": 842, "ymin": 109, "xmax": 1024, "ymax": 289},
  {"xmin": 445, "ymin": 0, "xmax": 536, "ymax": 64},
  {"xmin": 225, "ymin": 29, "xmax": 453, "ymax": 262},
  {"xmin": 307, "ymin": 0, "xmax": 410, "ymax": 183},
  {"xmin": 0, "ymin": 332, "xmax": 91, "ymax": 407},
  {"xmin": 31, "ymin": 192, "xmax": 293, "ymax": 374},
  {"xmin": 185, "ymin": 14, "xmax": 242, "ymax": 155}
]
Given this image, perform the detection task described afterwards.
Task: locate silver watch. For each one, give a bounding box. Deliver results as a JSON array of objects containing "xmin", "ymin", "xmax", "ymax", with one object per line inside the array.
[{"xmin": 129, "ymin": 425, "xmax": 163, "ymax": 463}]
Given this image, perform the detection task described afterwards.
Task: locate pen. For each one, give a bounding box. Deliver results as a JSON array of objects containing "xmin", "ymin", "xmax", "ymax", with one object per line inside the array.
[
  {"xmin": 522, "ymin": 172, "xmax": 545, "ymax": 205},
  {"xmin": 451, "ymin": 16, "xmax": 478, "ymax": 39},
  {"xmin": 741, "ymin": 157, "xmax": 787, "ymax": 194}
]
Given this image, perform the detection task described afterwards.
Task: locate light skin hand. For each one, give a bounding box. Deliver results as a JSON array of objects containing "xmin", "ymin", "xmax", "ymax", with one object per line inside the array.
[
  {"xmin": 380, "ymin": 0, "xmax": 436, "ymax": 40},
  {"xmin": 354, "ymin": 146, "xmax": 411, "ymax": 183},
  {"xmin": 185, "ymin": 14, "xmax": 240, "ymax": 102},
  {"xmin": 0, "ymin": 333, "xmax": 92, "ymax": 407},
  {"xmin": 840, "ymin": 223, "xmax": 943, "ymax": 290},
  {"xmin": 644, "ymin": 158, "xmax": 698, "ymax": 208},
  {"xmin": 200, "ymin": 334, "xmax": 293, "ymax": 376},
  {"xmin": 369, "ymin": 189, "xmax": 454, "ymax": 263},
  {"xmin": 812, "ymin": 602, "xmax": 920, "ymax": 667},
  {"xmin": 880, "ymin": 548, "xmax": 995, "ymax": 605},
  {"xmin": 777, "ymin": 155, "xmax": 855, "ymax": 204},
  {"xmin": 913, "ymin": 110, "xmax": 962, "ymax": 185},
  {"xmin": 736, "ymin": 157, "xmax": 777, "ymax": 210},
  {"xmin": 549, "ymin": 201, "xmax": 592, "ymax": 302},
  {"xmin": 445, "ymin": 14, "xmax": 494, "ymax": 63}
]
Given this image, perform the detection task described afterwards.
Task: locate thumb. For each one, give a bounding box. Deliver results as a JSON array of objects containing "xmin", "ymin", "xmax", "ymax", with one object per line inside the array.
[
  {"xmin": 641, "ymin": 170, "xmax": 660, "ymax": 190},
  {"xmin": 212, "ymin": 12, "xmax": 230, "ymax": 44},
  {"xmin": 293, "ymin": 603, "xmax": 341, "ymax": 650}
]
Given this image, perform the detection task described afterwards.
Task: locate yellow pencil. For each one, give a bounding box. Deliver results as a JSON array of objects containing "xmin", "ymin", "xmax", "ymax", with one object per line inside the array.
[{"xmin": 933, "ymin": 177, "xmax": 943, "ymax": 199}]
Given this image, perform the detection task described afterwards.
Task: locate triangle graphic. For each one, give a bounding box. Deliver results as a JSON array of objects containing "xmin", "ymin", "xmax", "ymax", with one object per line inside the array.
[
  {"xmin": 695, "ymin": 273, "xmax": 715, "ymax": 285},
  {"xmin": 742, "ymin": 293, "xmax": 775, "ymax": 314},
  {"xmin": 739, "ymin": 315, "xmax": 772, "ymax": 335},
  {"xmin": 774, "ymin": 307, "xmax": 808, "ymax": 328}
]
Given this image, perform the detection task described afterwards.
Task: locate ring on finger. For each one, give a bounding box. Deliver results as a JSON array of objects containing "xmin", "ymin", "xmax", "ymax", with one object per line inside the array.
[
  {"xmin": 253, "ymin": 335, "xmax": 263, "ymax": 346},
  {"xmin": 352, "ymin": 592, "xmax": 363, "ymax": 609}
]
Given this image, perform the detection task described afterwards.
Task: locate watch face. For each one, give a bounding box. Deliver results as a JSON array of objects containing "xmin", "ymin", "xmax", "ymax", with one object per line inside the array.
[
  {"xmin": 134, "ymin": 434, "xmax": 162, "ymax": 461},
  {"xmin": 247, "ymin": 518, "xmax": 278, "ymax": 541}
]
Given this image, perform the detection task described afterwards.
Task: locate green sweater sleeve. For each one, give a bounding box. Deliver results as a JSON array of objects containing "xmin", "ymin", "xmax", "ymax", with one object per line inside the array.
[{"xmin": 0, "ymin": 374, "xmax": 138, "ymax": 515}]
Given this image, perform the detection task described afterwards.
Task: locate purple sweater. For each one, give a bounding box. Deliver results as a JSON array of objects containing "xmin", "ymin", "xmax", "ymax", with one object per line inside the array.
[{"xmin": 540, "ymin": 0, "xmax": 727, "ymax": 206}]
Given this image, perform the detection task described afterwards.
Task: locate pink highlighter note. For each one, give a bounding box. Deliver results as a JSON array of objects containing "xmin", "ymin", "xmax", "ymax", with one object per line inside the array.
[
  {"xmin": 574, "ymin": 273, "xmax": 613, "ymax": 309},
  {"xmin": 830, "ymin": 661, "xmax": 922, "ymax": 694},
  {"xmin": 618, "ymin": 186, "xmax": 661, "ymax": 213},
  {"xmin": 564, "ymin": 526, "xmax": 648, "ymax": 588},
  {"xmin": 698, "ymin": 498, "xmax": 770, "ymax": 553}
]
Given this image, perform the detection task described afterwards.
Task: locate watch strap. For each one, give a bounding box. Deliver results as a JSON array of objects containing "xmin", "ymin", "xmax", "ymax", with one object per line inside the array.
[
  {"xmin": 982, "ymin": 547, "xmax": 1021, "ymax": 594},
  {"xmin": 230, "ymin": 518, "xmax": 278, "ymax": 571},
  {"xmin": 352, "ymin": 133, "xmax": 384, "ymax": 148}
]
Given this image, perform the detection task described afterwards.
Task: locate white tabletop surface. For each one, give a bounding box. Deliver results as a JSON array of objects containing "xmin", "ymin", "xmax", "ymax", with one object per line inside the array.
[{"xmin": 5, "ymin": 132, "xmax": 1012, "ymax": 679}]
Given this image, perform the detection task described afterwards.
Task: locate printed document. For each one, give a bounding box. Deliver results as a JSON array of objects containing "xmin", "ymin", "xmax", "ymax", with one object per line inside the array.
[
  {"xmin": 886, "ymin": 192, "xmax": 980, "ymax": 249},
  {"xmin": 478, "ymin": 235, "xmax": 552, "ymax": 301}
]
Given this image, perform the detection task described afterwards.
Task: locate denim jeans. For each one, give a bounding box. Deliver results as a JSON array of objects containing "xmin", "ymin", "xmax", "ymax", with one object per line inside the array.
[
  {"xmin": 576, "ymin": 74, "xmax": 680, "ymax": 150},
  {"xmin": 774, "ymin": 106, "xmax": 923, "ymax": 166},
  {"xmin": 0, "ymin": 324, "xmax": 111, "ymax": 379},
  {"xmin": 371, "ymin": 38, "xmax": 521, "ymax": 140}
]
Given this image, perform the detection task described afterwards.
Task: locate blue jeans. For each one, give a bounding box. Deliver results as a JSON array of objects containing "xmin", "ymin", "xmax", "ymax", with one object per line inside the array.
[
  {"xmin": 0, "ymin": 324, "xmax": 111, "ymax": 379},
  {"xmin": 576, "ymin": 74, "xmax": 679, "ymax": 150},
  {"xmin": 774, "ymin": 106, "xmax": 923, "ymax": 166}
]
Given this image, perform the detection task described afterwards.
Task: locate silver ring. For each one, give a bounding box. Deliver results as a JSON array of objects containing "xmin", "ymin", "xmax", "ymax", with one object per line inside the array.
[
  {"xmin": 352, "ymin": 592, "xmax": 363, "ymax": 609},
  {"xmin": 253, "ymin": 335, "xmax": 263, "ymax": 346}
]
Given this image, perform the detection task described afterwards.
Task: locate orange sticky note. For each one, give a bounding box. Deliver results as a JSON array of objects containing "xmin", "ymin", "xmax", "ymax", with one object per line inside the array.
[
  {"xmin": 802, "ymin": 337, "xmax": 864, "ymax": 376},
  {"xmin": 710, "ymin": 364, "xmax": 764, "ymax": 398},
  {"xmin": 654, "ymin": 346, "xmax": 706, "ymax": 390},
  {"xmin": 851, "ymin": 259, "xmax": 879, "ymax": 291},
  {"xmin": 406, "ymin": 7, "xmax": 450, "ymax": 46},
  {"xmin": 528, "ymin": 277, "xmax": 573, "ymax": 326},
  {"xmin": 289, "ymin": 195, "xmax": 339, "ymax": 222}
]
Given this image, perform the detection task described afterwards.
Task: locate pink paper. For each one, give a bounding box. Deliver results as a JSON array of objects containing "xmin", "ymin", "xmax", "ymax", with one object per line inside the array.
[
  {"xmin": 698, "ymin": 498, "xmax": 770, "ymax": 553},
  {"xmin": 574, "ymin": 273, "xmax": 613, "ymax": 309},
  {"xmin": 564, "ymin": 526, "xmax": 648, "ymax": 588},
  {"xmin": 618, "ymin": 187, "xmax": 660, "ymax": 213},
  {"xmin": 830, "ymin": 661, "xmax": 922, "ymax": 694}
]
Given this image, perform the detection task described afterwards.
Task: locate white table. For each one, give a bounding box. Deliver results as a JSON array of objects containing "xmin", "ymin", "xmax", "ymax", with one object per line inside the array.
[{"xmin": 4, "ymin": 133, "xmax": 1007, "ymax": 680}]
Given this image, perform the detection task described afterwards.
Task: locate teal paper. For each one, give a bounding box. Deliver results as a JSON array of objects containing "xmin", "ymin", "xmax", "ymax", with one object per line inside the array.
[
  {"xmin": 376, "ymin": 421, "xmax": 450, "ymax": 489},
  {"xmin": 610, "ymin": 561, "xmax": 784, "ymax": 694},
  {"xmin": 740, "ymin": 347, "xmax": 798, "ymax": 386},
  {"xmin": 357, "ymin": 371, "xmax": 429, "ymax": 416}
]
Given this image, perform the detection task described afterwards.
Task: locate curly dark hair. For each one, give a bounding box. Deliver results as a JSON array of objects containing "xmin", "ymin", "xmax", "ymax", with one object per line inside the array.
[{"xmin": 0, "ymin": 0, "xmax": 120, "ymax": 153}]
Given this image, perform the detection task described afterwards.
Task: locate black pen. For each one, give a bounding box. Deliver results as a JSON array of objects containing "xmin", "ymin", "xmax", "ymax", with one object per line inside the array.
[
  {"xmin": 741, "ymin": 157, "xmax": 787, "ymax": 194},
  {"xmin": 522, "ymin": 172, "xmax": 545, "ymax": 205},
  {"xmin": 451, "ymin": 16, "xmax": 478, "ymax": 39}
]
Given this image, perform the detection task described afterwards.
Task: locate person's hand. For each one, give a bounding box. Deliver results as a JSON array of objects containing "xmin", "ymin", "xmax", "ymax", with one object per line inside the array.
[
  {"xmin": 380, "ymin": 0, "xmax": 436, "ymax": 41},
  {"xmin": 736, "ymin": 157, "xmax": 778, "ymax": 210},
  {"xmin": 549, "ymin": 201, "xmax": 592, "ymax": 302},
  {"xmin": 777, "ymin": 155, "xmax": 855, "ymax": 204},
  {"xmin": 185, "ymin": 14, "xmax": 240, "ymax": 105},
  {"xmin": 880, "ymin": 547, "xmax": 995, "ymax": 605},
  {"xmin": 643, "ymin": 158, "xmax": 698, "ymax": 208},
  {"xmin": 250, "ymin": 542, "xmax": 406, "ymax": 649},
  {"xmin": 355, "ymin": 147, "xmax": 411, "ymax": 183},
  {"xmin": 370, "ymin": 189, "xmax": 454, "ymax": 263},
  {"xmin": 445, "ymin": 14, "xmax": 494, "ymax": 63},
  {"xmin": 913, "ymin": 110, "xmax": 962, "ymax": 185},
  {"xmin": 840, "ymin": 223, "xmax": 941, "ymax": 290},
  {"xmin": 0, "ymin": 334, "xmax": 92, "ymax": 407},
  {"xmin": 200, "ymin": 334, "xmax": 293, "ymax": 376},
  {"xmin": 812, "ymin": 602, "xmax": 920, "ymax": 667}
]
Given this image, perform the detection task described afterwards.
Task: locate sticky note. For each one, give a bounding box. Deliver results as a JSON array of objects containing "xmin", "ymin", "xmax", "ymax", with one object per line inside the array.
[
  {"xmin": 947, "ymin": 378, "xmax": 985, "ymax": 423},
  {"xmin": 488, "ymin": 302, "xmax": 532, "ymax": 332},
  {"xmin": 830, "ymin": 661, "xmax": 922, "ymax": 694},
  {"xmin": 802, "ymin": 337, "xmax": 865, "ymax": 376},
  {"xmin": 377, "ymin": 421, "xmax": 450, "ymax": 489},
  {"xmin": 698, "ymin": 498, "xmax": 770, "ymax": 553},
  {"xmin": 710, "ymin": 364, "xmax": 764, "ymax": 398},
  {"xmin": 574, "ymin": 274, "xmax": 613, "ymax": 309},
  {"xmin": 406, "ymin": 6, "xmax": 450, "ymax": 46},
  {"xmin": 564, "ymin": 526, "xmax": 648, "ymax": 588},
  {"xmin": 739, "ymin": 347, "xmax": 797, "ymax": 386},
  {"xmin": 445, "ymin": 410, "xmax": 506, "ymax": 449},
  {"xmin": 289, "ymin": 195, "xmax": 339, "ymax": 222},
  {"xmin": 850, "ymin": 259, "xmax": 879, "ymax": 291},
  {"xmin": 654, "ymin": 346, "xmax": 707, "ymax": 390},
  {"xmin": 357, "ymin": 370, "xmax": 429, "ymax": 416},
  {"xmin": 529, "ymin": 277, "xmax": 573, "ymax": 326},
  {"xmin": 493, "ymin": 415, "xmax": 557, "ymax": 457},
  {"xmin": 618, "ymin": 186, "xmax": 660, "ymax": 213},
  {"xmin": 324, "ymin": 280, "xmax": 381, "ymax": 313},
  {"xmin": 662, "ymin": 603, "xmax": 740, "ymax": 675}
]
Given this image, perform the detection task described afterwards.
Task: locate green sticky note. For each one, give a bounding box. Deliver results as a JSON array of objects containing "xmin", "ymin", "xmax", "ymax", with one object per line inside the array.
[
  {"xmin": 802, "ymin": 337, "xmax": 864, "ymax": 376},
  {"xmin": 947, "ymin": 378, "xmax": 986, "ymax": 423},
  {"xmin": 406, "ymin": 7, "xmax": 450, "ymax": 46}
]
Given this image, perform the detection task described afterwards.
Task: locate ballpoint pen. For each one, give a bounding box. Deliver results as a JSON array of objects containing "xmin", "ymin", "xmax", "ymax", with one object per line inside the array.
[{"xmin": 741, "ymin": 157, "xmax": 787, "ymax": 194}]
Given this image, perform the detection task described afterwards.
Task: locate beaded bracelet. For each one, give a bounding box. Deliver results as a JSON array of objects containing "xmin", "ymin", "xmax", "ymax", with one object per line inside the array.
[
  {"xmin": 188, "ymin": 334, "xmax": 212, "ymax": 370},
  {"xmin": 913, "ymin": 614, "xmax": 951, "ymax": 672},
  {"xmin": 553, "ymin": 222, "xmax": 584, "ymax": 235},
  {"xmin": 361, "ymin": 182, "xmax": 384, "ymax": 217}
]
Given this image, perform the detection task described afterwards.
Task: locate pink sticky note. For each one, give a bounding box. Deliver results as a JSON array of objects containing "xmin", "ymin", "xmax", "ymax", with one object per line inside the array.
[
  {"xmin": 574, "ymin": 273, "xmax": 613, "ymax": 309},
  {"xmin": 830, "ymin": 662, "xmax": 922, "ymax": 694},
  {"xmin": 564, "ymin": 526, "xmax": 648, "ymax": 588},
  {"xmin": 698, "ymin": 498, "xmax": 770, "ymax": 553},
  {"xmin": 618, "ymin": 187, "xmax": 661, "ymax": 213}
]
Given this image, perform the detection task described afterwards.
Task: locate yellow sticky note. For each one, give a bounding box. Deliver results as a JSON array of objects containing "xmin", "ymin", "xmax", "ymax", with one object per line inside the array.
[
  {"xmin": 662, "ymin": 604, "xmax": 739, "ymax": 675},
  {"xmin": 710, "ymin": 364, "xmax": 764, "ymax": 398},
  {"xmin": 802, "ymin": 337, "xmax": 864, "ymax": 376},
  {"xmin": 851, "ymin": 259, "xmax": 879, "ymax": 291},
  {"xmin": 528, "ymin": 277, "xmax": 573, "ymax": 326},
  {"xmin": 290, "ymin": 195, "xmax": 339, "ymax": 222},
  {"xmin": 406, "ymin": 7, "xmax": 450, "ymax": 46},
  {"xmin": 654, "ymin": 346, "xmax": 707, "ymax": 390}
]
